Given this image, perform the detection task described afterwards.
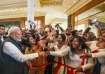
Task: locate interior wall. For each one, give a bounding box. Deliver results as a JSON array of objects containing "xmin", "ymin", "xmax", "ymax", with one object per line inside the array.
[
  {"xmin": 75, "ymin": 11, "xmax": 105, "ymax": 37},
  {"xmin": 0, "ymin": 16, "xmax": 45, "ymax": 30}
]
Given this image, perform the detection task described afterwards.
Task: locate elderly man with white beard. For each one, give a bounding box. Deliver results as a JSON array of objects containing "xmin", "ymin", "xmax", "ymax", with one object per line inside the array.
[{"xmin": 0, "ymin": 26, "xmax": 45, "ymax": 74}]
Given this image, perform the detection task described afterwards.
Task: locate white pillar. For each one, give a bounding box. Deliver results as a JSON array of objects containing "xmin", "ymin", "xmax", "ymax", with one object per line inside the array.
[{"xmin": 27, "ymin": 0, "xmax": 35, "ymax": 29}]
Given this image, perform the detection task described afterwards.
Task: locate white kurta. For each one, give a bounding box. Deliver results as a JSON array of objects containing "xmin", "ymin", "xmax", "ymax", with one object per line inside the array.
[{"xmin": 3, "ymin": 42, "xmax": 39, "ymax": 62}]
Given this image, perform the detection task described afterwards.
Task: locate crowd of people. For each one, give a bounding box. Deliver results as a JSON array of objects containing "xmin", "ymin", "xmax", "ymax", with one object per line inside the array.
[{"xmin": 0, "ymin": 24, "xmax": 105, "ymax": 74}]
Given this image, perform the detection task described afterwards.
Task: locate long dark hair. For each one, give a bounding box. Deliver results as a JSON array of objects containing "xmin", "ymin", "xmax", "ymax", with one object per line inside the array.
[
  {"xmin": 59, "ymin": 34, "xmax": 66, "ymax": 42},
  {"xmin": 70, "ymin": 36, "xmax": 88, "ymax": 54}
]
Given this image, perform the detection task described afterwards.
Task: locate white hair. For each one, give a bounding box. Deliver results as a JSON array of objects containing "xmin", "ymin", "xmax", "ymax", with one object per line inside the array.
[{"xmin": 8, "ymin": 26, "xmax": 20, "ymax": 36}]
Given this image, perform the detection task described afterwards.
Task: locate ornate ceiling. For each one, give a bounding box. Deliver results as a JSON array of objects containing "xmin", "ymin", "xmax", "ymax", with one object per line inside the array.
[
  {"xmin": 0, "ymin": 0, "xmax": 92, "ymax": 25},
  {"xmin": 40, "ymin": 0, "xmax": 63, "ymax": 6}
]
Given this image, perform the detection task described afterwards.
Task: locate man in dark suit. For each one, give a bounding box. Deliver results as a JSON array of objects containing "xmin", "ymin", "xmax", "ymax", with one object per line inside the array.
[{"xmin": 1, "ymin": 26, "xmax": 45, "ymax": 74}]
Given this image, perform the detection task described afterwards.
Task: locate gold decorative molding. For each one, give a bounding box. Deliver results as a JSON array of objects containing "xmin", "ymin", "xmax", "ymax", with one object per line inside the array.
[
  {"xmin": 66, "ymin": 0, "xmax": 92, "ymax": 15},
  {"xmin": 0, "ymin": 8, "xmax": 46, "ymax": 19},
  {"xmin": 40, "ymin": 0, "xmax": 63, "ymax": 6}
]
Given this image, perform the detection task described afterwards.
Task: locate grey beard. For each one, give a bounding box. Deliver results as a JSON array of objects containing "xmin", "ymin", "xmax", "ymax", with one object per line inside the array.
[
  {"xmin": 12, "ymin": 37, "xmax": 22, "ymax": 42},
  {"xmin": 15, "ymin": 38, "xmax": 22, "ymax": 42}
]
